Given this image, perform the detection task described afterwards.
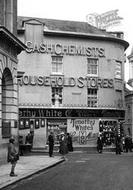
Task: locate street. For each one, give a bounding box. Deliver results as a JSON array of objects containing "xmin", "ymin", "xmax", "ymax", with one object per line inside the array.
[{"xmin": 3, "ymin": 151, "xmax": 133, "ymax": 190}]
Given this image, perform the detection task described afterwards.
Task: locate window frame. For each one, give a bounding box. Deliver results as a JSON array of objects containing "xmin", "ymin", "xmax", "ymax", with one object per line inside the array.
[
  {"xmin": 87, "ymin": 58, "xmax": 98, "ymax": 77},
  {"xmin": 51, "ymin": 56, "xmax": 63, "ymax": 75},
  {"xmin": 51, "ymin": 87, "xmax": 63, "ymax": 106},
  {"xmin": 115, "ymin": 60, "xmax": 122, "ymax": 79},
  {"xmin": 87, "ymin": 88, "xmax": 98, "ymax": 107}
]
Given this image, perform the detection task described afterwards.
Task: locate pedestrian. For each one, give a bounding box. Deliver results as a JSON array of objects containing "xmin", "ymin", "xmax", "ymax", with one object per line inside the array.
[
  {"xmin": 115, "ymin": 135, "xmax": 122, "ymax": 155},
  {"xmin": 47, "ymin": 132, "xmax": 54, "ymax": 157},
  {"xmin": 7, "ymin": 136, "xmax": 19, "ymax": 177},
  {"xmin": 59, "ymin": 132, "xmax": 68, "ymax": 158},
  {"xmin": 18, "ymin": 135, "xmax": 24, "ymax": 156},
  {"xmin": 125, "ymin": 135, "xmax": 132, "ymax": 152},
  {"xmin": 97, "ymin": 133, "xmax": 103, "ymax": 153},
  {"xmin": 25, "ymin": 132, "xmax": 34, "ymax": 150},
  {"xmin": 121, "ymin": 135, "xmax": 125, "ymax": 152},
  {"xmin": 66, "ymin": 133, "xmax": 73, "ymax": 152}
]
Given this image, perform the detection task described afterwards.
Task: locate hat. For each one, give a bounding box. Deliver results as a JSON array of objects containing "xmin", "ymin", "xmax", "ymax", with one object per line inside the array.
[{"xmin": 9, "ymin": 136, "xmax": 15, "ymax": 143}]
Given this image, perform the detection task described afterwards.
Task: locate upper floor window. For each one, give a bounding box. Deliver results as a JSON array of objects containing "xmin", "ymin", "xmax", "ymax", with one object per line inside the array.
[
  {"xmin": 115, "ymin": 60, "xmax": 122, "ymax": 79},
  {"xmin": 87, "ymin": 88, "xmax": 98, "ymax": 107},
  {"xmin": 52, "ymin": 56, "xmax": 63, "ymax": 74},
  {"xmin": 87, "ymin": 58, "xmax": 98, "ymax": 76},
  {"xmin": 51, "ymin": 87, "xmax": 62, "ymax": 107}
]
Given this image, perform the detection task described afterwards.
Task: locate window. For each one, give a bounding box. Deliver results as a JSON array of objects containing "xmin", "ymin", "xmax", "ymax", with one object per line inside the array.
[
  {"xmin": 87, "ymin": 89, "xmax": 97, "ymax": 107},
  {"xmin": 87, "ymin": 58, "xmax": 98, "ymax": 76},
  {"xmin": 115, "ymin": 60, "xmax": 122, "ymax": 79},
  {"xmin": 2, "ymin": 121, "xmax": 11, "ymax": 138},
  {"xmin": 52, "ymin": 87, "xmax": 62, "ymax": 106},
  {"xmin": 52, "ymin": 56, "xmax": 63, "ymax": 74}
]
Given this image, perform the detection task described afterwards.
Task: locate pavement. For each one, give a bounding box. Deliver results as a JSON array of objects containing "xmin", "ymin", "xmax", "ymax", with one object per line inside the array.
[{"xmin": 0, "ymin": 155, "xmax": 65, "ymax": 189}]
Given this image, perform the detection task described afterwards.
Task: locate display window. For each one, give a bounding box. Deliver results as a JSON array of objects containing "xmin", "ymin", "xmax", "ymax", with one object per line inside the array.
[
  {"xmin": 47, "ymin": 119, "xmax": 67, "ymax": 144},
  {"xmin": 99, "ymin": 120, "xmax": 117, "ymax": 146},
  {"xmin": 19, "ymin": 119, "xmax": 30, "ymax": 130}
]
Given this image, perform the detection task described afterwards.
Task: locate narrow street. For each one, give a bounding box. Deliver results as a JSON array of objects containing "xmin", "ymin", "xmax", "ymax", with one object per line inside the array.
[{"xmin": 3, "ymin": 152, "xmax": 133, "ymax": 190}]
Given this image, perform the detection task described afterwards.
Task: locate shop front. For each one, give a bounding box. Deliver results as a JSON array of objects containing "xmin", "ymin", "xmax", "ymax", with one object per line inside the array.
[{"xmin": 18, "ymin": 108, "xmax": 124, "ymax": 148}]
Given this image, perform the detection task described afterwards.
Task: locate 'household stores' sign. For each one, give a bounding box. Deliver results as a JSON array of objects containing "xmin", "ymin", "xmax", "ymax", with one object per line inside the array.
[{"xmin": 18, "ymin": 75, "xmax": 114, "ymax": 88}]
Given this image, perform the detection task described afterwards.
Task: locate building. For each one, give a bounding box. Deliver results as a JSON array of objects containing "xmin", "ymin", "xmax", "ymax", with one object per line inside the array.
[
  {"xmin": 125, "ymin": 48, "xmax": 133, "ymax": 139},
  {"xmin": 0, "ymin": 0, "xmax": 26, "ymax": 164},
  {"xmin": 17, "ymin": 16, "xmax": 129, "ymax": 149}
]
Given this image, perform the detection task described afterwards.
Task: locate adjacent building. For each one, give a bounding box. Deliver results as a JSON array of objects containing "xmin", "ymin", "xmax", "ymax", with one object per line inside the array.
[
  {"xmin": 125, "ymin": 48, "xmax": 133, "ymax": 139},
  {"xmin": 0, "ymin": 0, "xmax": 26, "ymax": 164},
  {"xmin": 17, "ymin": 16, "xmax": 129, "ymax": 149}
]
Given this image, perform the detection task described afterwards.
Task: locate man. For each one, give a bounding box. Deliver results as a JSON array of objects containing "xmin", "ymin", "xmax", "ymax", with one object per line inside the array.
[
  {"xmin": 7, "ymin": 136, "xmax": 19, "ymax": 176},
  {"xmin": 48, "ymin": 132, "xmax": 54, "ymax": 157},
  {"xmin": 97, "ymin": 133, "xmax": 103, "ymax": 153}
]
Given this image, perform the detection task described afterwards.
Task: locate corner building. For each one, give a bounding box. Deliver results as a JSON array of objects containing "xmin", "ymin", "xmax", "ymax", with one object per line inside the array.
[{"xmin": 17, "ymin": 17, "xmax": 129, "ymax": 149}]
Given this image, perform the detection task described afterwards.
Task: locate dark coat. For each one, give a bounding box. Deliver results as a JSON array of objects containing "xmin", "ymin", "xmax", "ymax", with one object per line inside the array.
[
  {"xmin": 7, "ymin": 143, "xmax": 18, "ymax": 163},
  {"xmin": 67, "ymin": 135, "xmax": 73, "ymax": 152},
  {"xmin": 48, "ymin": 134, "xmax": 54, "ymax": 145},
  {"xmin": 59, "ymin": 135, "xmax": 68, "ymax": 155},
  {"xmin": 97, "ymin": 136, "xmax": 103, "ymax": 152}
]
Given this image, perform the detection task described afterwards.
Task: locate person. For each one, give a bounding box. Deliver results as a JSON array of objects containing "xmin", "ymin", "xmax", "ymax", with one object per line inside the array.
[
  {"xmin": 97, "ymin": 133, "xmax": 103, "ymax": 153},
  {"xmin": 67, "ymin": 133, "xmax": 73, "ymax": 152},
  {"xmin": 121, "ymin": 135, "xmax": 125, "ymax": 152},
  {"xmin": 125, "ymin": 135, "xmax": 132, "ymax": 152},
  {"xmin": 25, "ymin": 132, "xmax": 33, "ymax": 145},
  {"xmin": 47, "ymin": 132, "xmax": 54, "ymax": 157},
  {"xmin": 7, "ymin": 136, "xmax": 19, "ymax": 177},
  {"xmin": 115, "ymin": 135, "xmax": 122, "ymax": 155},
  {"xmin": 59, "ymin": 132, "xmax": 68, "ymax": 158},
  {"xmin": 18, "ymin": 135, "xmax": 24, "ymax": 156}
]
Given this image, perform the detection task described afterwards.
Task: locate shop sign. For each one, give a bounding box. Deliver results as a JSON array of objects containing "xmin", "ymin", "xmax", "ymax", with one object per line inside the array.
[
  {"xmin": 19, "ymin": 108, "xmax": 125, "ymax": 118},
  {"xmin": 69, "ymin": 119, "xmax": 98, "ymax": 145},
  {"xmin": 18, "ymin": 75, "xmax": 114, "ymax": 89},
  {"xmin": 74, "ymin": 119, "xmax": 95, "ymax": 131},
  {"xmin": 25, "ymin": 41, "xmax": 105, "ymax": 58}
]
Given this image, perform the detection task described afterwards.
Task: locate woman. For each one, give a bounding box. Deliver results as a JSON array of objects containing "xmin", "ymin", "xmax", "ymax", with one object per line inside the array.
[
  {"xmin": 7, "ymin": 136, "xmax": 19, "ymax": 177},
  {"xmin": 59, "ymin": 132, "xmax": 68, "ymax": 158}
]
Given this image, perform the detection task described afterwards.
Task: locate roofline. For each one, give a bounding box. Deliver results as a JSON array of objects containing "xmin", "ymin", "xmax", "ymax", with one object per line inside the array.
[
  {"xmin": 0, "ymin": 26, "xmax": 27, "ymax": 53},
  {"xmin": 43, "ymin": 29, "xmax": 129, "ymax": 50},
  {"xmin": 17, "ymin": 27, "xmax": 129, "ymax": 50}
]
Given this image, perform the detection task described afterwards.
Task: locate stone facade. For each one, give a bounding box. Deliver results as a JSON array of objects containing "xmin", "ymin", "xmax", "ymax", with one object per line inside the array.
[
  {"xmin": 17, "ymin": 17, "xmax": 129, "ymax": 149},
  {"xmin": 0, "ymin": 0, "xmax": 25, "ymax": 165}
]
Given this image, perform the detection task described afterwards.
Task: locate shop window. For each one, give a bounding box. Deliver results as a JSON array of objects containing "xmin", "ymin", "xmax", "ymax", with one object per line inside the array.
[
  {"xmin": 51, "ymin": 56, "xmax": 63, "ymax": 74},
  {"xmin": 52, "ymin": 87, "xmax": 62, "ymax": 106},
  {"xmin": 35, "ymin": 119, "xmax": 39, "ymax": 129},
  {"xmin": 19, "ymin": 119, "xmax": 30, "ymax": 130},
  {"xmin": 99, "ymin": 120, "xmax": 117, "ymax": 146},
  {"xmin": 47, "ymin": 119, "xmax": 67, "ymax": 144},
  {"xmin": 41, "ymin": 119, "xmax": 45, "ymax": 127},
  {"xmin": 87, "ymin": 58, "xmax": 98, "ymax": 76},
  {"xmin": 87, "ymin": 88, "xmax": 97, "ymax": 107}
]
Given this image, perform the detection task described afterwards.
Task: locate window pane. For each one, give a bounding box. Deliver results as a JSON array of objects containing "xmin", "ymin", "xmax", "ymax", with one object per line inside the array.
[
  {"xmin": 52, "ymin": 56, "xmax": 63, "ymax": 73},
  {"xmin": 115, "ymin": 61, "xmax": 122, "ymax": 79},
  {"xmin": 87, "ymin": 59, "xmax": 98, "ymax": 75},
  {"xmin": 87, "ymin": 89, "xmax": 97, "ymax": 107}
]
